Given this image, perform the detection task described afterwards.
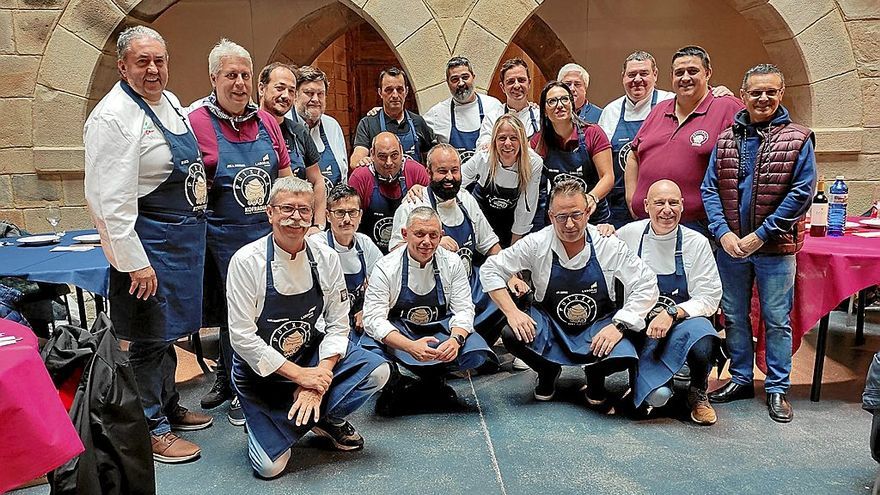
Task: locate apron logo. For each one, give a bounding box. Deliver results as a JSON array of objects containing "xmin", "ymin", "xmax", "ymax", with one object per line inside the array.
[
  {"xmin": 657, "ymin": 295, "xmax": 677, "ymax": 309},
  {"xmin": 405, "ymin": 306, "xmax": 438, "ymax": 325},
  {"xmin": 488, "ymin": 195, "xmax": 515, "ymax": 210},
  {"xmin": 232, "ymin": 167, "xmax": 272, "ymax": 215},
  {"xmin": 690, "ymin": 130, "xmax": 709, "ymax": 147},
  {"xmin": 648, "ymin": 295, "xmax": 678, "ymax": 321},
  {"xmin": 269, "ymin": 320, "xmax": 312, "ymax": 358},
  {"xmin": 458, "ymin": 149, "xmax": 475, "ymax": 163},
  {"xmin": 553, "ymin": 173, "xmax": 587, "ymax": 192},
  {"xmin": 374, "ymin": 217, "xmax": 394, "ymax": 249},
  {"xmin": 323, "ymin": 176, "xmax": 335, "ymax": 195},
  {"xmin": 557, "ymin": 294, "xmax": 597, "ymax": 325},
  {"xmin": 340, "ymin": 289, "xmax": 349, "ymax": 302},
  {"xmin": 185, "ymin": 163, "xmax": 208, "ymax": 211},
  {"xmin": 618, "ymin": 141, "xmax": 634, "ymax": 171},
  {"xmin": 457, "ymin": 246, "xmax": 474, "ymax": 276}
]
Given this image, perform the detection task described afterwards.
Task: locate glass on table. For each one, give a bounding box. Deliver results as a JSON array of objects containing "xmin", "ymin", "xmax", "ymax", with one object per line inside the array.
[{"xmin": 45, "ymin": 206, "xmax": 65, "ymax": 237}]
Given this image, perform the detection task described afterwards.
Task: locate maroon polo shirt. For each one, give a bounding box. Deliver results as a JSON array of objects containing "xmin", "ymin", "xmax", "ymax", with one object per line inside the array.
[
  {"xmin": 348, "ymin": 159, "xmax": 431, "ymax": 210},
  {"xmin": 630, "ymin": 92, "xmax": 743, "ymax": 222}
]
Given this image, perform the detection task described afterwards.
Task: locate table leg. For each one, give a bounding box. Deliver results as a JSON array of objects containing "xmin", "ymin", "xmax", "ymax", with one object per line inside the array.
[
  {"xmin": 857, "ymin": 289, "xmax": 867, "ymax": 346},
  {"xmin": 75, "ymin": 287, "xmax": 87, "ymax": 329},
  {"xmin": 94, "ymin": 295, "xmax": 105, "ymax": 316},
  {"xmin": 811, "ymin": 314, "xmax": 830, "ymax": 402}
]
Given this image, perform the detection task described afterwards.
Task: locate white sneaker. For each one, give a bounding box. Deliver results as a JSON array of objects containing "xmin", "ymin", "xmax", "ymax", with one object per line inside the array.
[{"xmin": 511, "ymin": 357, "xmax": 529, "ymax": 371}]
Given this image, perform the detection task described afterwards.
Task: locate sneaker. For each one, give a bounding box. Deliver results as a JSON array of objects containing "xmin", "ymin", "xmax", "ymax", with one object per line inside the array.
[
  {"xmin": 200, "ymin": 374, "xmax": 232, "ymax": 409},
  {"xmin": 168, "ymin": 405, "xmax": 213, "ymax": 431},
  {"xmin": 227, "ymin": 396, "xmax": 245, "ymax": 427},
  {"xmin": 688, "ymin": 387, "xmax": 717, "ymax": 426},
  {"xmin": 312, "ymin": 418, "xmax": 364, "ymax": 451},
  {"xmin": 151, "ymin": 431, "xmax": 201, "ymax": 463},
  {"xmin": 512, "ymin": 357, "xmax": 529, "ymax": 371},
  {"xmin": 534, "ymin": 367, "xmax": 562, "ymax": 401}
]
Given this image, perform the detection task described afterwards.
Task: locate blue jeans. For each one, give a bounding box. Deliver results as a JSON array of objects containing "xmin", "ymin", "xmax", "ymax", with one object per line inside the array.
[
  {"xmin": 129, "ymin": 340, "xmax": 180, "ymax": 435},
  {"xmin": 716, "ymin": 250, "xmax": 795, "ymax": 393}
]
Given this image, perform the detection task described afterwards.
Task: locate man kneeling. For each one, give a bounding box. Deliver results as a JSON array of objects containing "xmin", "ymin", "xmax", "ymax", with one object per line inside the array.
[
  {"xmin": 481, "ymin": 180, "xmax": 658, "ymax": 405},
  {"xmin": 226, "ymin": 176, "xmax": 390, "ymax": 479}
]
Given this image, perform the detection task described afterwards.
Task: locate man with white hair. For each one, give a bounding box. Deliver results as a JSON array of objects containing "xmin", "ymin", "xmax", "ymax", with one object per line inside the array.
[
  {"xmin": 226, "ymin": 176, "xmax": 389, "ymax": 479},
  {"xmin": 85, "ymin": 25, "xmax": 211, "ymax": 463},
  {"xmin": 188, "ymin": 39, "xmax": 293, "ymax": 425},
  {"xmin": 558, "ymin": 63, "xmax": 603, "ymax": 123}
]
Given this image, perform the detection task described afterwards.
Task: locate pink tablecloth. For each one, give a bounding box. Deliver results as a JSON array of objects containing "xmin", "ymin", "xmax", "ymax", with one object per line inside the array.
[
  {"xmin": 755, "ymin": 220, "xmax": 880, "ymax": 370},
  {"xmin": 0, "ymin": 320, "xmax": 84, "ymax": 493}
]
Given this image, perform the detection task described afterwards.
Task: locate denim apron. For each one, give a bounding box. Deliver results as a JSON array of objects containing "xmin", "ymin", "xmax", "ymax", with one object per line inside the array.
[
  {"xmin": 326, "ymin": 230, "xmax": 367, "ymax": 339},
  {"xmin": 379, "ymin": 110, "xmax": 421, "ymax": 163},
  {"xmin": 360, "ymin": 252, "xmax": 496, "ymax": 370},
  {"xmin": 449, "ymin": 97, "xmax": 483, "ymax": 163},
  {"xmin": 529, "ymin": 231, "xmax": 637, "ymax": 366},
  {"xmin": 358, "ymin": 169, "xmax": 407, "ymax": 254},
  {"xmin": 631, "ymin": 225, "xmax": 718, "ymax": 407},
  {"xmin": 470, "ymin": 170, "xmax": 521, "ymax": 248},
  {"xmin": 608, "ymin": 90, "xmax": 658, "ymax": 227},
  {"xmin": 231, "ymin": 236, "xmax": 385, "ymax": 460},
  {"xmin": 109, "ymin": 81, "xmax": 207, "ymax": 342}
]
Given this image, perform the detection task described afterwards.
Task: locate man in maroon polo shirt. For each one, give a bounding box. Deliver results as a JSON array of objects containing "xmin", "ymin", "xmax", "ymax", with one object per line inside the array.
[
  {"xmin": 349, "ymin": 131, "xmax": 430, "ymax": 253},
  {"xmin": 625, "ymin": 45, "xmax": 743, "ymax": 237}
]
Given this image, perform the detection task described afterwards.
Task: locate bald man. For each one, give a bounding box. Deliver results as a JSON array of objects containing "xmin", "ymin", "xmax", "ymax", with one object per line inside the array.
[{"xmin": 615, "ymin": 180, "xmax": 721, "ymax": 425}]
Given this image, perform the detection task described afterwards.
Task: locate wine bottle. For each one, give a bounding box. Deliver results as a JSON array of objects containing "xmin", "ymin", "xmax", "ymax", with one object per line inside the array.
[{"xmin": 810, "ymin": 176, "xmax": 828, "ymax": 237}]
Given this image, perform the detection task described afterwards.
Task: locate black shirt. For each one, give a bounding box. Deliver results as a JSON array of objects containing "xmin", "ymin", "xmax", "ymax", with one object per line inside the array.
[
  {"xmin": 353, "ymin": 110, "xmax": 437, "ymax": 164},
  {"xmin": 280, "ymin": 117, "xmax": 321, "ymax": 168}
]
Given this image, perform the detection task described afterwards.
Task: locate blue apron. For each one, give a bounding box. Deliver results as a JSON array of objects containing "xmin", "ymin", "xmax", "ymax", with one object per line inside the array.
[
  {"xmin": 359, "ymin": 252, "xmax": 496, "ymax": 370},
  {"xmin": 231, "ymin": 236, "xmax": 386, "ymax": 461},
  {"xmin": 507, "ymin": 105, "xmax": 539, "ymax": 138},
  {"xmin": 358, "ymin": 169, "xmax": 407, "ymax": 253},
  {"xmin": 449, "ymin": 97, "xmax": 484, "ymax": 163},
  {"xmin": 608, "ymin": 90, "xmax": 659, "ymax": 227},
  {"xmin": 471, "ymin": 170, "xmax": 522, "ymax": 248},
  {"xmin": 282, "ymin": 118, "xmax": 308, "ymax": 180},
  {"xmin": 631, "ymin": 225, "xmax": 718, "ymax": 407},
  {"xmin": 538, "ymin": 125, "xmax": 611, "ymax": 226},
  {"xmin": 109, "ymin": 81, "xmax": 207, "ymax": 342},
  {"xmin": 529, "ymin": 231, "xmax": 637, "ymax": 366},
  {"xmin": 577, "ymin": 102, "xmax": 603, "ymax": 124},
  {"xmin": 379, "ymin": 110, "xmax": 421, "ymax": 163},
  {"xmin": 317, "ymin": 123, "xmax": 343, "ymax": 192},
  {"xmin": 326, "ymin": 230, "xmax": 367, "ymax": 340}
]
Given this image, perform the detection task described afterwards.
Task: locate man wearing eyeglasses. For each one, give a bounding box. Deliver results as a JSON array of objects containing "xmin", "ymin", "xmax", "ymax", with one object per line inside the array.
[
  {"xmin": 476, "ymin": 58, "xmax": 541, "ymax": 149},
  {"xmin": 312, "ymin": 184, "xmax": 383, "ymax": 337},
  {"xmin": 226, "ymin": 176, "xmax": 389, "ymax": 479},
  {"xmin": 558, "ymin": 63, "xmax": 603, "ymax": 124},
  {"xmin": 701, "ymin": 64, "xmax": 816, "ymax": 423},
  {"xmin": 481, "ymin": 180, "xmax": 658, "ymax": 405},
  {"xmin": 423, "ymin": 57, "xmax": 503, "ymax": 162}
]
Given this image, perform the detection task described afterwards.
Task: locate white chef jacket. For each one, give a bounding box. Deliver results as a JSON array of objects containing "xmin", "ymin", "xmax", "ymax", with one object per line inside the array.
[
  {"xmin": 424, "ymin": 94, "xmax": 504, "ymax": 144},
  {"xmin": 476, "ymin": 104, "xmax": 541, "ymax": 150},
  {"xmin": 616, "ymin": 219, "xmax": 721, "ymax": 318},
  {"xmin": 288, "ymin": 111, "xmax": 350, "ymax": 181},
  {"xmin": 226, "ymin": 235, "xmax": 350, "ymax": 377},
  {"xmin": 84, "ymin": 81, "xmax": 192, "ymax": 272},
  {"xmin": 461, "ymin": 149, "xmax": 544, "ymax": 236},
  {"xmin": 312, "ymin": 231, "xmax": 383, "ymax": 280},
  {"xmin": 480, "ymin": 225, "xmax": 658, "ymax": 331},
  {"xmin": 597, "ymin": 89, "xmax": 675, "ymax": 141},
  {"xmin": 363, "ymin": 246, "xmax": 474, "ymax": 341},
  {"xmin": 388, "ymin": 187, "xmax": 499, "ymax": 254}
]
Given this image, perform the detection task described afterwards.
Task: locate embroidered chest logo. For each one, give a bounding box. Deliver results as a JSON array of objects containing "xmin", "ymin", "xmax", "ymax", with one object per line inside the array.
[
  {"xmin": 488, "ymin": 195, "xmax": 515, "ymax": 210},
  {"xmin": 405, "ymin": 306, "xmax": 439, "ymax": 325},
  {"xmin": 457, "ymin": 149, "xmax": 475, "ymax": 163},
  {"xmin": 556, "ymin": 294, "xmax": 597, "ymax": 325},
  {"xmin": 269, "ymin": 320, "xmax": 312, "ymax": 358},
  {"xmin": 184, "ymin": 162, "xmax": 208, "ymax": 211},
  {"xmin": 233, "ymin": 167, "xmax": 272, "ymax": 214},
  {"xmin": 373, "ymin": 217, "xmax": 394, "ymax": 249},
  {"xmin": 457, "ymin": 246, "xmax": 474, "ymax": 276},
  {"xmin": 690, "ymin": 130, "xmax": 709, "ymax": 147},
  {"xmin": 618, "ymin": 141, "xmax": 634, "ymax": 171}
]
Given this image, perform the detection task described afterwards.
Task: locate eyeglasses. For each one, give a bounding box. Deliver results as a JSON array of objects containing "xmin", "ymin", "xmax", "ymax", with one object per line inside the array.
[
  {"xmin": 550, "ymin": 210, "xmax": 586, "ymax": 224},
  {"xmin": 271, "ymin": 204, "xmax": 313, "ymax": 217},
  {"xmin": 745, "ymin": 88, "xmax": 782, "ymax": 99},
  {"xmin": 546, "ymin": 96, "xmax": 571, "ymax": 107},
  {"xmin": 329, "ymin": 208, "xmax": 362, "ymax": 219}
]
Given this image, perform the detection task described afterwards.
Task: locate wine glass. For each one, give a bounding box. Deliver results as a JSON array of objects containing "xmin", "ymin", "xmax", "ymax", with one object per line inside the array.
[{"xmin": 45, "ymin": 206, "xmax": 64, "ymax": 237}]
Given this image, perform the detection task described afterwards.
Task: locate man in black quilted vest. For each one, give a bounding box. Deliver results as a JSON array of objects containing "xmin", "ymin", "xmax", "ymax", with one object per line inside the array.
[{"xmin": 701, "ymin": 64, "xmax": 817, "ymax": 423}]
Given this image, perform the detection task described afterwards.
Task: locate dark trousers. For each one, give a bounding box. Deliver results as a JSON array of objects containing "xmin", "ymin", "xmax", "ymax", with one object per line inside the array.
[{"xmin": 686, "ymin": 335, "xmax": 714, "ymax": 391}]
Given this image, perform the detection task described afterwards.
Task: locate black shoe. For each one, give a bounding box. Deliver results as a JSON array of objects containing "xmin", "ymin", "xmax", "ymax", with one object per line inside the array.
[
  {"xmin": 708, "ymin": 381, "xmax": 755, "ymax": 404},
  {"xmin": 227, "ymin": 396, "xmax": 245, "ymax": 426},
  {"xmin": 534, "ymin": 366, "xmax": 562, "ymax": 401},
  {"xmin": 201, "ymin": 374, "xmax": 232, "ymax": 409},
  {"xmin": 312, "ymin": 418, "xmax": 364, "ymax": 451},
  {"xmin": 766, "ymin": 393, "xmax": 793, "ymax": 423}
]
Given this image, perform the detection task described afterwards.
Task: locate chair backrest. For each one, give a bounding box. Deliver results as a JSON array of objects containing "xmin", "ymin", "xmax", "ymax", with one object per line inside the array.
[{"xmin": 0, "ymin": 220, "xmax": 26, "ymax": 238}]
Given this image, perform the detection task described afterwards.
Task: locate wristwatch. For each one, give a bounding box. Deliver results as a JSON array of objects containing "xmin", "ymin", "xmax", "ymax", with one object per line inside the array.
[
  {"xmin": 453, "ymin": 334, "xmax": 467, "ymax": 347},
  {"xmin": 613, "ymin": 321, "xmax": 627, "ymax": 335},
  {"xmin": 665, "ymin": 305, "xmax": 679, "ymax": 321}
]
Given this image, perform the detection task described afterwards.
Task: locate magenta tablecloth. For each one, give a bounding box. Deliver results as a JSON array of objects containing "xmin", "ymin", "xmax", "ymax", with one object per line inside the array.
[{"xmin": 0, "ymin": 320, "xmax": 84, "ymax": 493}]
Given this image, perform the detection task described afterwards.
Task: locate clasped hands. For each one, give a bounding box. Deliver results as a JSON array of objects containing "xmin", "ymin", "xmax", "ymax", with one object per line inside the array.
[{"xmin": 720, "ymin": 232, "xmax": 764, "ymax": 259}]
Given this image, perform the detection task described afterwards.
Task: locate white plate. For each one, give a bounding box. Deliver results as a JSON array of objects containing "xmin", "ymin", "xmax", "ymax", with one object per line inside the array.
[
  {"xmin": 16, "ymin": 234, "xmax": 61, "ymax": 246},
  {"xmin": 72, "ymin": 233, "xmax": 101, "ymax": 243},
  {"xmin": 860, "ymin": 218, "xmax": 880, "ymax": 229}
]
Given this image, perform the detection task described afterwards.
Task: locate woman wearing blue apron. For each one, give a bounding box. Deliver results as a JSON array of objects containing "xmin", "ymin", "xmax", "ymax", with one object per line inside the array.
[
  {"xmin": 449, "ymin": 97, "xmax": 483, "ymax": 163},
  {"xmin": 607, "ymin": 90, "xmax": 659, "ymax": 228},
  {"xmin": 629, "ymin": 224, "xmax": 718, "ymax": 421},
  {"xmin": 359, "ymin": 168, "xmax": 408, "ymax": 254},
  {"xmin": 531, "ymin": 82, "xmax": 614, "ymax": 229},
  {"xmin": 111, "ymin": 81, "xmax": 210, "ymax": 447},
  {"xmin": 380, "ymin": 110, "xmax": 422, "ymax": 164},
  {"xmin": 232, "ymin": 236, "xmax": 388, "ymax": 478},
  {"xmin": 326, "ymin": 229, "xmax": 367, "ymax": 341}
]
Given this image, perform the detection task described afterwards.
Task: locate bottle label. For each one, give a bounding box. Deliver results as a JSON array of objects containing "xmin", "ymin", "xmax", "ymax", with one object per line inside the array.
[
  {"xmin": 830, "ymin": 193, "xmax": 848, "ymax": 205},
  {"xmin": 810, "ymin": 204, "xmax": 828, "ymax": 226}
]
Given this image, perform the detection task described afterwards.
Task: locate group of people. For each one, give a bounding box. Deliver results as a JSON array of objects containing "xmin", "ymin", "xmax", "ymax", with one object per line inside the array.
[{"xmin": 83, "ymin": 25, "xmax": 817, "ymax": 478}]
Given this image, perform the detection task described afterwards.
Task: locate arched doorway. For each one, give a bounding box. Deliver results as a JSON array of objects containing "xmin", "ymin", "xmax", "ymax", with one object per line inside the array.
[{"xmin": 486, "ymin": 44, "xmax": 548, "ymax": 105}]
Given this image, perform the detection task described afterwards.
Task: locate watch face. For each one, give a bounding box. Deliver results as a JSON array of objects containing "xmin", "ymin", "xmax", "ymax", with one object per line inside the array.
[{"xmin": 666, "ymin": 306, "xmax": 678, "ymax": 317}]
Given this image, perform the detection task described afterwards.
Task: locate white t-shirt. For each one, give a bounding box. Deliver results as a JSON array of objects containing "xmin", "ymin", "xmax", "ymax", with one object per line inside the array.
[
  {"xmin": 424, "ymin": 93, "xmax": 504, "ymax": 143},
  {"xmin": 312, "ymin": 231, "xmax": 383, "ymax": 279},
  {"xmin": 597, "ymin": 88, "xmax": 675, "ymax": 141},
  {"xmin": 476, "ymin": 104, "xmax": 541, "ymax": 150}
]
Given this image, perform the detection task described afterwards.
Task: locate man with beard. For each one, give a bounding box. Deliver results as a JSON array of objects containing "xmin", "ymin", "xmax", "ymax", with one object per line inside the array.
[
  {"xmin": 477, "ymin": 58, "xmax": 541, "ymax": 149},
  {"xmin": 257, "ymin": 62, "xmax": 327, "ymax": 228},
  {"xmin": 348, "ymin": 132, "xmax": 430, "ymax": 253},
  {"xmin": 289, "ymin": 65, "xmax": 350, "ymax": 192},
  {"xmin": 558, "ymin": 63, "xmax": 603, "ymax": 124},
  {"xmin": 423, "ymin": 57, "xmax": 503, "ymax": 162}
]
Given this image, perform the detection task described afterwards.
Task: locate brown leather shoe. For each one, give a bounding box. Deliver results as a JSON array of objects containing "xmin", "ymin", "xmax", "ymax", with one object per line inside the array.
[
  {"xmin": 688, "ymin": 386, "xmax": 717, "ymax": 426},
  {"xmin": 151, "ymin": 432, "xmax": 201, "ymax": 463},
  {"xmin": 168, "ymin": 405, "xmax": 213, "ymax": 431}
]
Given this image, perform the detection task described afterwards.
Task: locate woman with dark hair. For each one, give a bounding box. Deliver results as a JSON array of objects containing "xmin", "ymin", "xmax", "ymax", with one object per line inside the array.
[{"xmin": 531, "ymin": 81, "xmax": 614, "ymax": 228}]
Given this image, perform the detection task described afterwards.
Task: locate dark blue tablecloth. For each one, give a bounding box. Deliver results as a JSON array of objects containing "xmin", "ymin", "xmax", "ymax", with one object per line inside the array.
[{"xmin": 0, "ymin": 230, "xmax": 110, "ymax": 296}]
